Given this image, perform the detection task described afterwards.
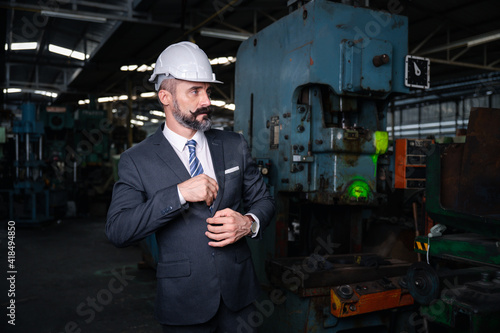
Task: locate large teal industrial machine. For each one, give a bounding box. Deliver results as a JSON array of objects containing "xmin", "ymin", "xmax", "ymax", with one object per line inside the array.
[{"xmin": 234, "ymin": 0, "xmax": 418, "ymax": 331}]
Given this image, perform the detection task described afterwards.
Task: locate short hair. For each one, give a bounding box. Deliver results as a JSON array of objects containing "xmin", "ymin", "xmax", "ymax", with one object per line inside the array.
[
  {"xmin": 160, "ymin": 78, "xmax": 178, "ymax": 95},
  {"xmin": 157, "ymin": 78, "xmax": 178, "ymax": 106}
]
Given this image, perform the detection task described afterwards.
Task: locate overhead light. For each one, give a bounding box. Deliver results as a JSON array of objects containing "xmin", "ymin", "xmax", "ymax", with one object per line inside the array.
[
  {"xmin": 136, "ymin": 115, "xmax": 149, "ymax": 121},
  {"xmin": 200, "ymin": 28, "xmax": 252, "ymax": 42},
  {"xmin": 149, "ymin": 110, "xmax": 165, "ymax": 118},
  {"xmin": 97, "ymin": 96, "xmax": 113, "ymax": 103},
  {"xmin": 35, "ymin": 90, "xmax": 58, "ymax": 98},
  {"xmin": 121, "ymin": 64, "xmax": 153, "ymax": 72},
  {"xmin": 70, "ymin": 50, "xmax": 86, "ymax": 61},
  {"xmin": 120, "ymin": 65, "xmax": 139, "ymax": 71},
  {"xmin": 3, "ymin": 88, "xmax": 22, "ymax": 93},
  {"xmin": 130, "ymin": 119, "xmax": 144, "ymax": 126},
  {"xmin": 9, "ymin": 42, "xmax": 38, "ymax": 50},
  {"xmin": 211, "ymin": 100, "xmax": 226, "ymax": 107},
  {"xmin": 140, "ymin": 92, "xmax": 156, "ymax": 98},
  {"xmin": 49, "ymin": 44, "xmax": 89, "ymax": 60},
  {"xmin": 3, "ymin": 88, "xmax": 57, "ymax": 97},
  {"xmin": 41, "ymin": 10, "xmax": 107, "ymax": 24},
  {"xmin": 49, "ymin": 44, "xmax": 72, "ymax": 57},
  {"xmin": 225, "ymin": 103, "xmax": 235, "ymax": 111},
  {"xmin": 210, "ymin": 56, "xmax": 236, "ymax": 65}
]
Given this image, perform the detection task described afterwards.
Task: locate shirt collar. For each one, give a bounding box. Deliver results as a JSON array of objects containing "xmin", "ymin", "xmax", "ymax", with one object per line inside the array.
[{"xmin": 162, "ymin": 122, "xmax": 207, "ymax": 153}]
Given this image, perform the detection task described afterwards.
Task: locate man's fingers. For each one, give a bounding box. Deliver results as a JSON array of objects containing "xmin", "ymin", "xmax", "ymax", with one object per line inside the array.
[
  {"xmin": 213, "ymin": 208, "xmax": 232, "ymax": 218},
  {"xmin": 208, "ymin": 239, "xmax": 231, "ymax": 248},
  {"xmin": 206, "ymin": 221, "xmax": 235, "ymax": 233},
  {"xmin": 178, "ymin": 174, "xmax": 218, "ymax": 203},
  {"xmin": 205, "ymin": 231, "xmax": 226, "ymax": 241}
]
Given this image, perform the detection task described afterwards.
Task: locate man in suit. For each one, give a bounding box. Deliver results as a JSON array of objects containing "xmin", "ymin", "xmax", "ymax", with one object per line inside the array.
[{"xmin": 105, "ymin": 41, "xmax": 275, "ymax": 332}]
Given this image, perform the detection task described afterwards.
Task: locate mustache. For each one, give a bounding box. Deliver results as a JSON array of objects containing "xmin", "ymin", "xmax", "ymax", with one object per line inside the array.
[{"xmin": 189, "ymin": 107, "xmax": 212, "ymax": 117}]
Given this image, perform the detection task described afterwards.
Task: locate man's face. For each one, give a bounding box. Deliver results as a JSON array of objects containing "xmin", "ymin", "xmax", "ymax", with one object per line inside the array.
[{"xmin": 169, "ymin": 80, "xmax": 213, "ymax": 132}]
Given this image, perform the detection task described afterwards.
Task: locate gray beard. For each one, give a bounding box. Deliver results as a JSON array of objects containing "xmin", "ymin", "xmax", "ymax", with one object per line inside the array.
[{"xmin": 172, "ymin": 99, "xmax": 212, "ymax": 132}]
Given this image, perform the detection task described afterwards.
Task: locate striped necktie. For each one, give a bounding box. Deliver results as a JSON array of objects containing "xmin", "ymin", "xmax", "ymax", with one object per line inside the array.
[{"xmin": 186, "ymin": 139, "xmax": 204, "ymax": 177}]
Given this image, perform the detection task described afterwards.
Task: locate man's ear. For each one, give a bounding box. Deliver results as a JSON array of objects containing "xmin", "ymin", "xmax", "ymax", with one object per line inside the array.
[{"xmin": 158, "ymin": 90, "xmax": 172, "ymax": 106}]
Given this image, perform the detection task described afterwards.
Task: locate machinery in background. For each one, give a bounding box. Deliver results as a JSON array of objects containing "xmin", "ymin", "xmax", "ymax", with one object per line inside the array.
[
  {"xmin": 395, "ymin": 139, "xmax": 433, "ymax": 189},
  {"xmin": 407, "ymin": 107, "xmax": 500, "ymax": 332},
  {"xmin": 42, "ymin": 106, "xmax": 113, "ymax": 217},
  {"xmin": 0, "ymin": 103, "xmax": 114, "ymax": 223},
  {"xmin": 234, "ymin": 0, "xmax": 421, "ymax": 331},
  {"xmin": 1, "ymin": 103, "xmax": 53, "ymax": 223}
]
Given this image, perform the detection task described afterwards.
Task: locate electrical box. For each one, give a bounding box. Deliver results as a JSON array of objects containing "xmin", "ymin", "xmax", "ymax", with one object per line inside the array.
[{"xmin": 395, "ymin": 139, "xmax": 433, "ymax": 189}]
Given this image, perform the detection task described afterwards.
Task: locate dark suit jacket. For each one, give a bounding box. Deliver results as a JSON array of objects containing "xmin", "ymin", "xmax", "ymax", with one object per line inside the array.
[{"xmin": 105, "ymin": 125, "xmax": 275, "ymax": 325}]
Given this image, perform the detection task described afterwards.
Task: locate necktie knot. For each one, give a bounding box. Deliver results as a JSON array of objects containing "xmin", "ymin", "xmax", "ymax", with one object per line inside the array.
[{"xmin": 186, "ymin": 139, "xmax": 197, "ymax": 152}]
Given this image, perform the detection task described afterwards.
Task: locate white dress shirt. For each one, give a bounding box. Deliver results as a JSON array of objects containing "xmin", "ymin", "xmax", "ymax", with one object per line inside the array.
[
  {"xmin": 163, "ymin": 122, "xmax": 216, "ymax": 183},
  {"xmin": 162, "ymin": 122, "xmax": 259, "ymax": 237}
]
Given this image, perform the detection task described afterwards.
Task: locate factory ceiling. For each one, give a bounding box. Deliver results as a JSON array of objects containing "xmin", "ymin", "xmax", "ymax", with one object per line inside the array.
[{"xmin": 1, "ymin": 0, "xmax": 500, "ymax": 119}]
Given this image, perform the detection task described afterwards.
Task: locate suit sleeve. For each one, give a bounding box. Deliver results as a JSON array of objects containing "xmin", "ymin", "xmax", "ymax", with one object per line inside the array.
[
  {"xmin": 105, "ymin": 152, "xmax": 186, "ymax": 247},
  {"xmin": 239, "ymin": 134, "xmax": 275, "ymax": 238}
]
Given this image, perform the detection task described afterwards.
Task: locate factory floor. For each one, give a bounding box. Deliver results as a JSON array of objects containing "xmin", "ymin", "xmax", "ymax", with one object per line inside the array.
[{"xmin": 0, "ymin": 215, "xmax": 161, "ymax": 333}]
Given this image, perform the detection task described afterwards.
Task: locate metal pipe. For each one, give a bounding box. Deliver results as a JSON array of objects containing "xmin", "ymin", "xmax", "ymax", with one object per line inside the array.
[
  {"xmin": 428, "ymin": 57, "xmax": 500, "ymax": 72},
  {"xmin": 39, "ymin": 136, "xmax": 43, "ymax": 178},
  {"xmin": 391, "ymin": 101, "xmax": 395, "ymax": 141},
  {"xmin": 73, "ymin": 161, "xmax": 77, "ymax": 183},
  {"xmin": 0, "ymin": 2, "xmax": 181, "ymax": 27},
  {"xmin": 15, "ymin": 133, "xmax": 19, "ymax": 178},
  {"xmin": 174, "ymin": 0, "xmax": 242, "ymax": 43},
  {"xmin": 333, "ymin": 154, "xmax": 337, "ymax": 192},
  {"xmin": 418, "ymin": 29, "xmax": 500, "ymax": 56},
  {"xmin": 26, "ymin": 133, "xmax": 30, "ymax": 178},
  {"xmin": 38, "ymin": 136, "xmax": 42, "ymax": 160}
]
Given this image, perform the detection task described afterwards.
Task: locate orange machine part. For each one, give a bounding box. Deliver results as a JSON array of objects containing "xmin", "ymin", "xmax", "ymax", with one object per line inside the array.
[{"xmin": 331, "ymin": 279, "xmax": 414, "ymax": 318}]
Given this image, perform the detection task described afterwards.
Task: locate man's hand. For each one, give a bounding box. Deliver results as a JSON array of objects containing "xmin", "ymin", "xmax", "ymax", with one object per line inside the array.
[
  {"xmin": 206, "ymin": 208, "xmax": 252, "ymax": 247},
  {"xmin": 178, "ymin": 174, "xmax": 218, "ymax": 206}
]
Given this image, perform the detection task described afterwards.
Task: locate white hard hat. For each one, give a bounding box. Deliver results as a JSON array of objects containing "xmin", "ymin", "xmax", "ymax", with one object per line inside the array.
[{"xmin": 149, "ymin": 41, "xmax": 223, "ymax": 91}]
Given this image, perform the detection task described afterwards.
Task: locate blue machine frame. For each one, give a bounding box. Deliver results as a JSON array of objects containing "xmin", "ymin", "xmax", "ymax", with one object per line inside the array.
[
  {"xmin": 234, "ymin": 1, "xmax": 413, "ymax": 332},
  {"xmin": 235, "ymin": 0, "xmax": 408, "ymax": 204}
]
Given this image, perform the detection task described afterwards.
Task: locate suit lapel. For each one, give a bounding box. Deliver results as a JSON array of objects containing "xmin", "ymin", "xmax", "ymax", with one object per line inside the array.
[
  {"xmin": 205, "ymin": 130, "xmax": 225, "ymax": 214},
  {"xmin": 152, "ymin": 125, "xmax": 191, "ymax": 183}
]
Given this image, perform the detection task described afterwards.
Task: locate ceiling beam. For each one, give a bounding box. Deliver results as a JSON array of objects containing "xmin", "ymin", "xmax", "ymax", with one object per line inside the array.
[
  {"xmin": 410, "ymin": 22, "xmax": 445, "ymax": 54},
  {"xmin": 0, "ymin": 1, "xmax": 184, "ymax": 28},
  {"xmin": 428, "ymin": 57, "xmax": 500, "ymax": 72},
  {"xmin": 417, "ymin": 29, "xmax": 500, "ymax": 56},
  {"xmin": 174, "ymin": 0, "xmax": 242, "ymax": 43}
]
